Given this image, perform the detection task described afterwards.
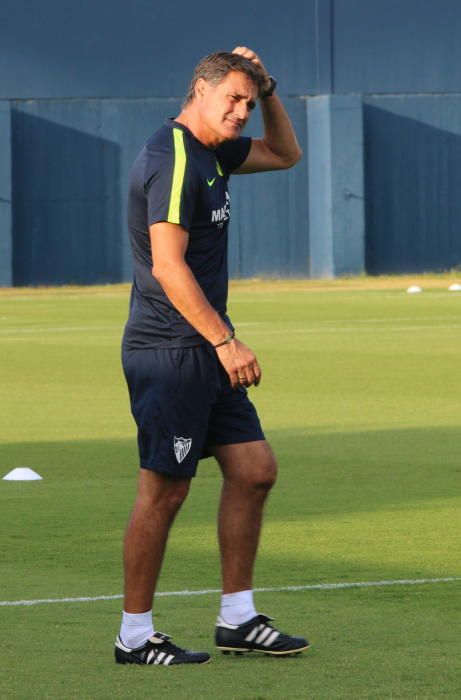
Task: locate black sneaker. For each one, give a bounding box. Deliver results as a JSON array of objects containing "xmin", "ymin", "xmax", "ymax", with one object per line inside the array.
[
  {"xmin": 215, "ymin": 614, "xmax": 310, "ymax": 656},
  {"xmin": 115, "ymin": 632, "xmax": 211, "ymax": 666}
]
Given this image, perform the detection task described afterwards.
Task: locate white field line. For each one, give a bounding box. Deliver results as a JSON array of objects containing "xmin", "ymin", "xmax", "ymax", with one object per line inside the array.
[
  {"xmin": 1, "ymin": 316, "xmax": 459, "ymax": 332},
  {"xmin": 1, "ymin": 314, "xmax": 461, "ymax": 335},
  {"xmin": 251, "ymin": 324, "xmax": 461, "ymax": 335},
  {"xmin": 245, "ymin": 316, "xmax": 461, "ymax": 325},
  {"xmin": 1, "ymin": 322, "xmax": 461, "ymax": 339},
  {"xmin": 1, "ymin": 577, "xmax": 459, "ymax": 608},
  {"xmin": 0, "ymin": 325, "xmax": 120, "ymax": 335}
]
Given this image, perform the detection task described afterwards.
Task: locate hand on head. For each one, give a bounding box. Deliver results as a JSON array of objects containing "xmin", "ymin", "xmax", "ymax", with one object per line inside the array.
[{"xmin": 231, "ymin": 46, "xmax": 271, "ymax": 93}]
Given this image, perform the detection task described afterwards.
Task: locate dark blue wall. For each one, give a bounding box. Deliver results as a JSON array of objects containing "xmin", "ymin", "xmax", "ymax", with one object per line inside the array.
[
  {"xmin": 3, "ymin": 0, "xmax": 461, "ymax": 284},
  {"xmin": 0, "ymin": 103, "xmax": 12, "ymax": 286},
  {"xmin": 229, "ymin": 102, "xmax": 309, "ymax": 277},
  {"xmin": 9, "ymin": 97, "xmax": 309, "ymax": 285},
  {"xmin": 1, "ymin": 1, "xmax": 319, "ymax": 99},
  {"xmin": 334, "ymin": 0, "xmax": 461, "ymax": 94},
  {"xmin": 12, "ymin": 105, "xmax": 122, "ymax": 285},
  {"xmin": 364, "ymin": 96, "xmax": 461, "ymax": 274},
  {"xmin": 4, "ymin": 0, "xmax": 461, "ymax": 99},
  {"xmin": 10, "ymin": 99, "xmax": 180, "ymax": 285}
]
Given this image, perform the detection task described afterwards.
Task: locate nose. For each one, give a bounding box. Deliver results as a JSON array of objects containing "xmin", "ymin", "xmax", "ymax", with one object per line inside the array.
[{"xmin": 234, "ymin": 102, "xmax": 249, "ymax": 121}]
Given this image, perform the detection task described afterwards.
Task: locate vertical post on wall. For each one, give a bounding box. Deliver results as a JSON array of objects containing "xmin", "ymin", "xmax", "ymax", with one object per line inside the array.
[
  {"xmin": 0, "ymin": 101, "xmax": 12, "ymax": 286},
  {"xmin": 307, "ymin": 95, "xmax": 365, "ymax": 277}
]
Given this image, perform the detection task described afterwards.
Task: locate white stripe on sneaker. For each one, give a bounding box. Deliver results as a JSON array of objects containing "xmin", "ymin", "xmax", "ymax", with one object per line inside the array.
[
  {"xmin": 147, "ymin": 649, "xmax": 155, "ymax": 664},
  {"xmin": 263, "ymin": 630, "xmax": 280, "ymax": 647},
  {"xmin": 156, "ymin": 651, "xmax": 166, "ymax": 663},
  {"xmin": 256, "ymin": 626, "xmax": 273, "ymax": 644},
  {"xmin": 164, "ymin": 654, "xmax": 174, "ymax": 665},
  {"xmin": 245, "ymin": 625, "xmax": 260, "ymax": 642}
]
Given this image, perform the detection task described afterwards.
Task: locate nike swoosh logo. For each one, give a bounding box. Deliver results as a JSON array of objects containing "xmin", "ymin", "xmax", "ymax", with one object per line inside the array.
[{"xmin": 207, "ymin": 177, "xmax": 216, "ymax": 187}]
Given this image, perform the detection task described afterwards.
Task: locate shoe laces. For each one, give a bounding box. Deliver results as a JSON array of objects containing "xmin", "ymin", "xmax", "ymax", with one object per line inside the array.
[
  {"xmin": 148, "ymin": 634, "xmax": 185, "ymax": 656},
  {"xmin": 157, "ymin": 639, "xmax": 185, "ymax": 655}
]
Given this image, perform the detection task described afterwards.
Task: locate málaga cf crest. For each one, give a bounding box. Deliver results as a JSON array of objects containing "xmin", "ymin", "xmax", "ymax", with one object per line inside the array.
[{"xmin": 174, "ymin": 436, "xmax": 192, "ymax": 464}]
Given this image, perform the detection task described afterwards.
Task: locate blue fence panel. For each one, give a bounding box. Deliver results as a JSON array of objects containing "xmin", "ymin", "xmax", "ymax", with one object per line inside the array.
[
  {"xmin": 0, "ymin": 102, "xmax": 12, "ymax": 285},
  {"xmin": 1, "ymin": 0, "xmax": 318, "ymax": 99},
  {"xmin": 10, "ymin": 97, "xmax": 308, "ymax": 284},
  {"xmin": 5, "ymin": 0, "xmax": 461, "ymax": 99},
  {"xmin": 6, "ymin": 0, "xmax": 461, "ymax": 283},
  {"xmin": 12, "ymin": 103, "xmax": 122, "ymax": 285},
  {"xmin": 364, "ymin": 95, "xmax": 461, "ymax": 273},
  {"xmin": 229, "ymin": 98, "xmax": 308, "ymax": 277},
  {"xmin": 334, "ymin": 0, "xmax": 461, "ymax": 94}
]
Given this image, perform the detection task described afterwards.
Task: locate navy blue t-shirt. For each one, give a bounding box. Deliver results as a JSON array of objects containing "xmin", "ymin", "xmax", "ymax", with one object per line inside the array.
[{"xmin": 122, "ymin": 119, "xmax": 251, "ymax": 349}]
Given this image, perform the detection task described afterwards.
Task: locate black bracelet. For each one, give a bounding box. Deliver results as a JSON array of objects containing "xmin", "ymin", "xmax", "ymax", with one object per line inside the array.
[
  {"xmin": 213, "ymin": 331, "xmax": 235, "ymax": 348},
  {"xmin": 261, "ymin": 75, "xmax": 277, "ymax": 99}
]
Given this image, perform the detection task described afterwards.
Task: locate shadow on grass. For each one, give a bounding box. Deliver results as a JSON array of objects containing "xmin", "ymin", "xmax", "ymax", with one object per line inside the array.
[
  {"xmin": 0, "ymin": 424, "xmax": 459, "ymax": 602},
  {"xmin": 1, "ymin": 423, "xmax": 459, "ymax": 514}
]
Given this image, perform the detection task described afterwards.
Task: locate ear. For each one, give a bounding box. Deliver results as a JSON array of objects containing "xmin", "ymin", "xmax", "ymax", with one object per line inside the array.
[{"xmin": 195, "ymin": 78, "xmax": 208, "ymax": 101}]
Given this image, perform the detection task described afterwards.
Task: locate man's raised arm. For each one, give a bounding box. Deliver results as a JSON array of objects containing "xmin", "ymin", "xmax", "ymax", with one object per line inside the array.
[{"xmin": 231, "ymin": 46, "xmax": 302, "ymax": 174}]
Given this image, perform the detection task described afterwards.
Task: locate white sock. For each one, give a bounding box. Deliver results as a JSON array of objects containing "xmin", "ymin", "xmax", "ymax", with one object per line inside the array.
[
  {"xmin": 120, "ymin": 610, "xmax": 154, "ymax": 649},
  {"xmin": 220, "ymin": 590, "xmax": 257, "ymax": 625}
]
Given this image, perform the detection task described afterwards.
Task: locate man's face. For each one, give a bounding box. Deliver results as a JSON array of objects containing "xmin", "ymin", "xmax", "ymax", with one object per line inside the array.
[{"xmin": 196, "ymin": 71, "xmax": 258, "ymax": 145}]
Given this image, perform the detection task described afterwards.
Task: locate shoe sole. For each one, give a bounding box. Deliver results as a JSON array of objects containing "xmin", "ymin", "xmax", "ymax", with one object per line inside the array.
[
  {"xmin": 217, "ymin": 644, "xmax": 310, "ymax": 657},
  {"xmin": 115, "ymin": 654, "xmax": 212, "ymax": 666}
]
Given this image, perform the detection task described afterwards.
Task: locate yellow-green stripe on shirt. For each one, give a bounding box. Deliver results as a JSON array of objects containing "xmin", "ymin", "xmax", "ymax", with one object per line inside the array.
[{"xmin": 167, "ymin": 128, "xmax": 187, "ymax": 224}]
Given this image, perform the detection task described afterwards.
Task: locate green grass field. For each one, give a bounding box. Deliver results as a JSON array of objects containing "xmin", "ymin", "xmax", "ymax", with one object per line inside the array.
[{"xmin": 1, "ymin": 278, "xmax": 460, "ymax": 699}]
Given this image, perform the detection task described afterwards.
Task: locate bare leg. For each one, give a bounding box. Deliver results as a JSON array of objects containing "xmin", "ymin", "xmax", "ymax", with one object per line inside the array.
[
  {"xmin": 212, "ymin": 441, "xmax": 277, "ymax": 594},
  {"xmin": 123, "ymin": 469, "xmax": 190, "ymax": 613}
]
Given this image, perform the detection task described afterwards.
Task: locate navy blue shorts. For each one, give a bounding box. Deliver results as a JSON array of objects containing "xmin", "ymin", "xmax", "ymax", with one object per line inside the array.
[{"xmin": 122, "ymin": 344, "xmax": 265, "ymax": 478}]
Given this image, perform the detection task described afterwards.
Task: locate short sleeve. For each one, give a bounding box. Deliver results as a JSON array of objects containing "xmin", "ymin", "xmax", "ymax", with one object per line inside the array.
[
  {"xmin": 216, "ymin": 137, "xmax": 252, "ymax": 178},
  {"xmin": 144, "ymin": 128, "xmax": 197, "ymax": 231}
]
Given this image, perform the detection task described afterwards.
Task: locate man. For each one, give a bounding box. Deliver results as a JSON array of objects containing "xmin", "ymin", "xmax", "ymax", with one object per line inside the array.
[{"xmin": 115, "ymin": 47, "xmax": 309, "ymax": 666}]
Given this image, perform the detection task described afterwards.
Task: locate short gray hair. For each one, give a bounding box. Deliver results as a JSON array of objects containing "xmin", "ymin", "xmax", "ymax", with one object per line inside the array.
[{"xmin": 184, "ymin": 51, "xmax": 266, "ymax": 106}]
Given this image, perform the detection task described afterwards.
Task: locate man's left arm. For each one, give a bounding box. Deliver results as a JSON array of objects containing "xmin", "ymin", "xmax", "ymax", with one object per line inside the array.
[{"xmin": 232, "ymin": 46, "xmax": 302, "ymax": 174}]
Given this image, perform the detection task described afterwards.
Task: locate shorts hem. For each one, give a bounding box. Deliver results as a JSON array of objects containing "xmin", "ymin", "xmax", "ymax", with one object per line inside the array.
[
  {"xmin": 202, "ymin": 431, "xmax": 266, "ymax": 458},
  {"xmin": 140, "ymin": 461, "xmax": 197, "ymax": 478}
]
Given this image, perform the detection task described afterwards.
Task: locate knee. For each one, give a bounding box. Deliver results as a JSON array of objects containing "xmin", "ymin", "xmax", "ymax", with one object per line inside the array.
[
  {"xmin": 258, "ymin": 455, "xmax": 278, "ymax": 491},
  {"xmin": 138, "ymin": 474, "xmax": 190, "ymax": 517},
  {"xmin": 163, "ymin": 479, "xmax": 190, "ymax": 513},
  {"xmin": 244, "ymin": 454, "xmax": 278, "ymax": 493}
]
